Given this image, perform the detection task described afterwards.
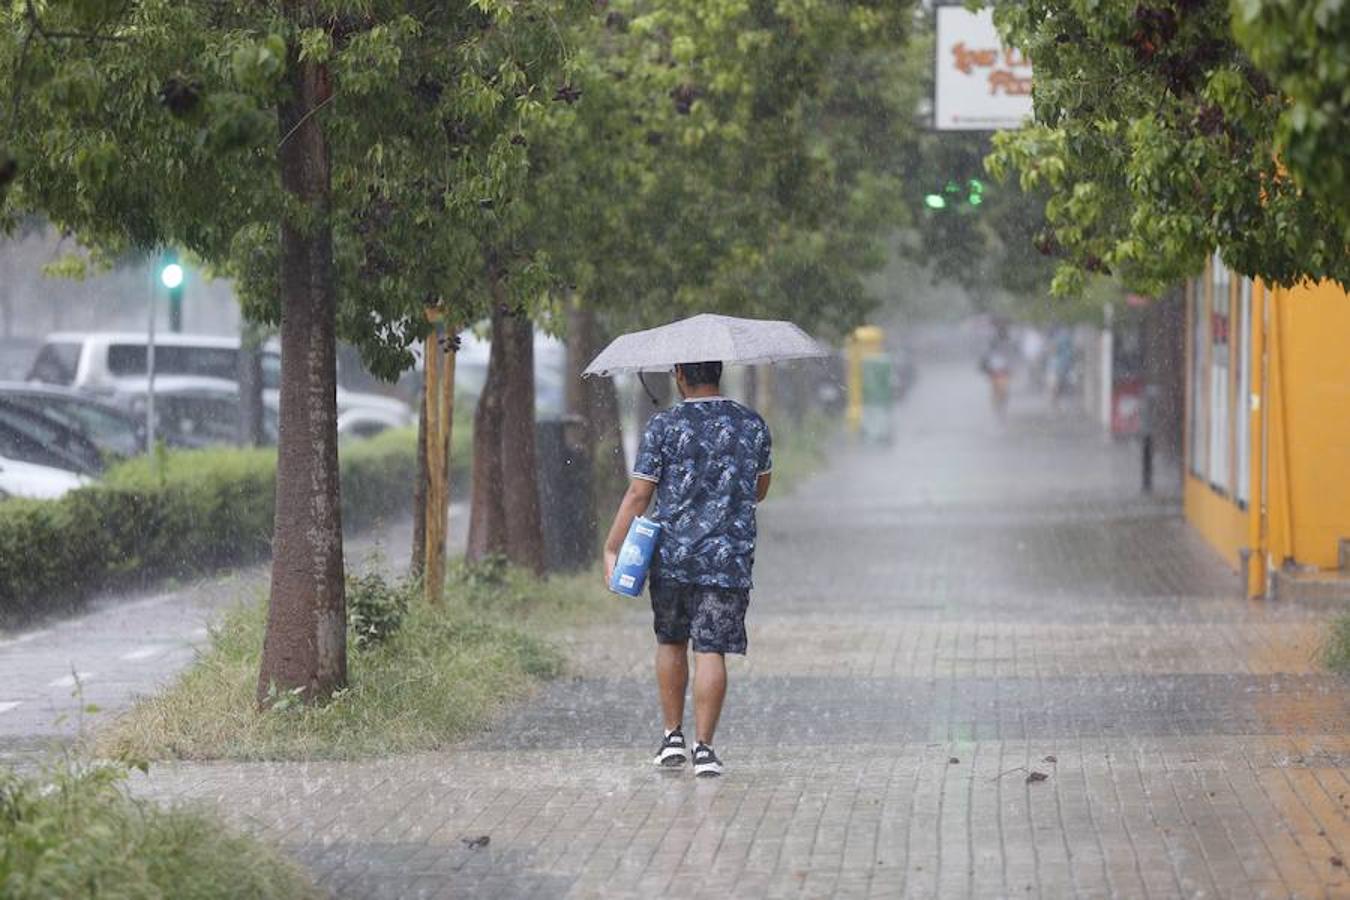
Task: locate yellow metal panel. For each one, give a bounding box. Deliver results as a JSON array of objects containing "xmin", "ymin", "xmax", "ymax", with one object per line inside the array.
[
  {"xmin": 1266, "ymin": 280, "xmax": 1350, "ymax": 571},
  {"xmin": 1245, "ymin": 280, "xmax": 1266, "ymax": 597},
  {"xmin": 1184, "ymin": 473, "xmax": 1249, "ymax": 570}
]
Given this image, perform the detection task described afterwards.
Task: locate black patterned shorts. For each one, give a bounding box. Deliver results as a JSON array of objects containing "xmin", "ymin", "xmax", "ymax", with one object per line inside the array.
[{"xmin": 650, "ymin": 579, "xmax": 750, "ymax": 655}]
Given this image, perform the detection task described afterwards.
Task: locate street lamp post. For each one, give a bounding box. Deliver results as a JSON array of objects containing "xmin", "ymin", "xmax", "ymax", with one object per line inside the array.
[{"xmin": 146, "ymin": 252, "xmax": 184, "ymax": 452}]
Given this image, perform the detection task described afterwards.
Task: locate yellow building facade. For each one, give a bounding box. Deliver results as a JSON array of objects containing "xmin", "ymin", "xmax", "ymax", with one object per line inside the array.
[{"xmin": 1184, "ymin": 255, "xmax": 1350, "ymax": 596}]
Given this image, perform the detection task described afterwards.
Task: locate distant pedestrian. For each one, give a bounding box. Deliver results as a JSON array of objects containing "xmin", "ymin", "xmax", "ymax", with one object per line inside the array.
[
  {"xmin": 1020, "ymin": 326, "xmax": 1047, "ymax": 393},
  {"xmin": 603, "ymin": 361, "xmax": 772, "ymax": 777},
  {"xmin": 980, "ymin": 321, "xmax": 1017, "ymax": 418},
  {"xmin": 1050, "ymin": 326, "xmax": 1076, "ymax": 410}
]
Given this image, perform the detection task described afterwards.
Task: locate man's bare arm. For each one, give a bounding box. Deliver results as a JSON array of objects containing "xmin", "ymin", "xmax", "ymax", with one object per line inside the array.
[
  {"xmin": 756, "ymin": 472, "xmax": 772, "ymax": 502},
  {"xmin": 603, "ymin": 478, "xmax": 657, "ymax": 583}
]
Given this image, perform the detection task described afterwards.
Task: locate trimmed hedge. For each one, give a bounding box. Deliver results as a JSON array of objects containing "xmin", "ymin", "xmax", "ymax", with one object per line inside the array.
[{"xmin": 0, "ymin": 429, "xmax": 417, "ymax": 621}]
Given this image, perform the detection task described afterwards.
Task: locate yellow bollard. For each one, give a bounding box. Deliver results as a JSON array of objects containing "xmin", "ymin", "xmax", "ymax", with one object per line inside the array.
[{"xmin": 846, "ymin": 325, "xmax": 884, "ymax": 436}]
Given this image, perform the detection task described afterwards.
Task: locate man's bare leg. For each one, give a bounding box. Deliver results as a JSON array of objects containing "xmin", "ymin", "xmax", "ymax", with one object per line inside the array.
[
  {"xmin": 656, "ymin": 642, "xmax": 689, "ymax": 732},
  {"xmin": 693, "ymin": 652, "xmax": 727, "ymax": 745}
]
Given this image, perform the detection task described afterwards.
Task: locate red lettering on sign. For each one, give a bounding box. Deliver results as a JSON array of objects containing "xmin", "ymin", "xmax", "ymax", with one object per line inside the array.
[
  {"xmin": 988, "ymin": 70, "xmax": 1033, "ymax": 96},
  {"xmin": 952, "ymin": 42, "xmax": 999, "ymax": 76}
]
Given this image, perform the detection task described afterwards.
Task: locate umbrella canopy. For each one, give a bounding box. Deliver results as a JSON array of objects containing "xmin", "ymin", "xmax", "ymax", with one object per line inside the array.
[{"xmin": 583, "ymin": 314, "xmax": 828, "ymax": 377}]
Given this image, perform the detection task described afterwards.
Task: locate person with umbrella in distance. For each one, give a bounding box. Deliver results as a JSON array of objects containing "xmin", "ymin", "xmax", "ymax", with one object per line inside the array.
[{"xmin": 590, "ymin": 314, "xmax": 825, "ymax": 777}]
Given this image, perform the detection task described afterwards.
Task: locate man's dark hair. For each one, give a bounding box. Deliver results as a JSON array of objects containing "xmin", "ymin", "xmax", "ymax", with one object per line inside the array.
[{"xmin": 676, "ymin": 360, "xmax": 723, "ymax": 387}]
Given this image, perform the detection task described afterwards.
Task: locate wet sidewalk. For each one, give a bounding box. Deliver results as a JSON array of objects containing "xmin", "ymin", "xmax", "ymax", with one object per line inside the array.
[
  {"xmin": 0, "ymin": 514, "xmax": 430, "ymax": 764},
  {"xmin": 134, "ymin": 364, "xmax": 1349, "ymax": 899}
]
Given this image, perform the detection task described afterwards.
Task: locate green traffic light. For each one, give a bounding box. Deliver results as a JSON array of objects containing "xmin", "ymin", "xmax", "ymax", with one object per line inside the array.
[
  {"xmin": 968, "ymin": 178, "xmax": 984, "ymax": 194},
  {"xmin": 160, "ymin": 262, "xmax": 184, "ymax": 289},
  {"xmin": 924, "ymin": 194, "xmax": 947, "ymax": 210},
  {"xmin": 968, "ymin": 193, "xmax": 983, "ymax": 206}
]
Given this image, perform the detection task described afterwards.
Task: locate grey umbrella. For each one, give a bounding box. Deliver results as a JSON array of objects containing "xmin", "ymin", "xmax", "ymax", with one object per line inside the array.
[{"xmin": 582, "ymin": 314, "xmax": 828, "ymax": 377}]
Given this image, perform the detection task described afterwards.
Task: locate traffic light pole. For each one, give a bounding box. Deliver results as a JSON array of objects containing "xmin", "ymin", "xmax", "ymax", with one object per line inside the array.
[
  {"xmin": 168, "ymin": 283, "xmax": 183, "ymax": 332},
  {"xmin": 146, "ymin": 264, "xmax": 157, "ymax": 454}
]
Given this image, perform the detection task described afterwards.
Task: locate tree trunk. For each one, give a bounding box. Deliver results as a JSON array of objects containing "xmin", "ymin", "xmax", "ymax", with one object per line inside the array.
[
  {"xmin": 410, "ymin": 376, "xmax": 427, "ymax": 577},
  {"xmin": 467, "ymin": 300, "xmax": 545, "ymax": 574},
  {"xmin": 498, "ymin": 305, "xmax": 545, "ymax": 574},
  {"xmin": 237, "ymin": 321, "xmax": 266, "ymax": 447},
  {"xmin": 256, "ymin": 49, "xmax": 346, "ymax": 707},
  {"xmin": 421, "ymin": 322, "xmax": 456, "ymax": 602},
  {"xmin": 565, "ymin": 302, "xmax": 627, "ymax": 545}
]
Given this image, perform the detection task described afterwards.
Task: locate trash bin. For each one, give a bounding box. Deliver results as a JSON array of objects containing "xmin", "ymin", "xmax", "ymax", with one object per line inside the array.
[
  {"xmin": 860, "ymin": 353, "xmax": 894, "ymax": 445},
  {"xmin": 535, "ymin": 416, "xmax": 594, "ymax": 572}
]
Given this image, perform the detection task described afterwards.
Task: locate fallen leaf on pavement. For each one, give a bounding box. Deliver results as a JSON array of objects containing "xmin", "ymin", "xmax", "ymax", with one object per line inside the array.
[
  {"xmin": 1026, "ymin": 771, "xmax": 1049, "ymax": 783},
  {"xmin": 1042, "ymin": 755, "xmax": 1057, "ymax": 764},
  {"xmin": 462, "ymin": 835, "xmax": 490, "ymax": 849}
]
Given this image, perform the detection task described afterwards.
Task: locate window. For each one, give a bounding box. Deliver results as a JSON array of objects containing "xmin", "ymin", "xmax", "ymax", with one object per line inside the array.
[
  {"xmin": 158, "ymin": 395, "xmax": 240, "ymax": 446},
  {"xmin": 1188, "ymin": 278, "xmax": 1207, "ymax": 476},
  {"xmin": 27, "ymin": 342, "xmax": 82, "ymax": 386},
  {"xmin": 262, "ymin": 352, "xmax": 281, "ymax": 391},
  {"xmin": 1235, "ymin": 279, "xmax": 1253, "ymax": 506},
  {"xmin": 1208, "ymin": 253, "xmax": 1231, "ymax": 493},
  {"xmin": 108, "ymin": 344, "xmax": 239, "ymax": 380}
]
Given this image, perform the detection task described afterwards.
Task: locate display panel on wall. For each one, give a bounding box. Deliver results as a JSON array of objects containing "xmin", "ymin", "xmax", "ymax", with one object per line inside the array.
[
  {"xmin": 1186, "ymin": 257, "xmax": 1255, "ymax": 507},
  {"xmin": 933, "ymin": 6, "xmax": 1033, "ymax": 131}
]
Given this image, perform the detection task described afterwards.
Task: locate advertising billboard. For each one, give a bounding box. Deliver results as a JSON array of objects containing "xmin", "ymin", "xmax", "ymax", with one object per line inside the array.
[{"xmin": 934, "ymin": 6, "xmax": 1033, "ymax": 131}]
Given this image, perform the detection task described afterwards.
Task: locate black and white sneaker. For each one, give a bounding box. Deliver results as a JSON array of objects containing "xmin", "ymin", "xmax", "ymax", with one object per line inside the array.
[
  {"xmin": 654, "ymin": 728, "xmax": 690, "ymax": 767},
  {"xmin": 692, "ymin": 743, "xmax": 724, "ymax": 777}
]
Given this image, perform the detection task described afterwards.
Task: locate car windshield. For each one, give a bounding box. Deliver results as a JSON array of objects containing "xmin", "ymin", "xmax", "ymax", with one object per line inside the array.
[
  {"xmin": 8, "ymin": 394, "xmax": 140, "ymax": 457},
  {"xmin": 0, "ymin": 406, "xmax": 100, "ymax": 474},
  {"xmin": 27, "ymin": 341, "xmax": 82, "ymax": 385}
]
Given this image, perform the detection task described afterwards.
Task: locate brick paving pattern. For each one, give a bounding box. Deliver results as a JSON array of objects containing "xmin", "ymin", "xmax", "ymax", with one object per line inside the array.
[{"xmin": 132, "ymin": 365, "xmax": 1350, "ymax": 899}]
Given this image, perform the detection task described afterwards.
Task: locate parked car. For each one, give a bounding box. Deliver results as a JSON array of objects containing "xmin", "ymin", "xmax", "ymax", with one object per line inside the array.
[
  {"xmin": 0, "ymin": 381, "xmax": 146, "ymax": 458},
  {"xmin": 108, "ymin": 377, "xmax": 279, "ymax": 449},
  {"xmin": 0, "ymin": 399, "xmax": 106, "ymax": 475},
  {"xmin": 27, "ymin": 332, "xmax": 413, "ymax": 437},
  {"xmin": 0, "ymin": 455, "xmax": 90, "ymax": 501},
  {"xmin": 453, "ymin": 331, "xmax": 567, "ymax": 419}
]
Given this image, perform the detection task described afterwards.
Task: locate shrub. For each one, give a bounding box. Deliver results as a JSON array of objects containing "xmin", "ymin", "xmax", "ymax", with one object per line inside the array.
[
  {"xmin": 0, "ymin": 760, "xmax": 317, "ymax": 899},
  {"xmin": 1325, "ymin": 614, "xmax": 1350, "ymax": 674},
  {"xmin": 0, "ymin": 429, "xmax": 418, "ymax": 622},
  {"xmin": 346, "ymin": 569, "xmax": 413, "ymax": 650}
]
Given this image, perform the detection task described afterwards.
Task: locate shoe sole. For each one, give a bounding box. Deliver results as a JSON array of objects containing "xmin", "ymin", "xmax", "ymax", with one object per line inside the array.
[
  {"xmin": 693, "ymin": 762, "xmax": 724, "ymax": 777},
  {"xmin": 654, "ymin": 750, "xmax": 690, "ymax": 767}
]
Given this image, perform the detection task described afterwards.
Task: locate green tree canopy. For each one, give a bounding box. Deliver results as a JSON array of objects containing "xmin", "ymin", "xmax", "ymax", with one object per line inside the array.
[
  {"xmin": 1, "ymin": 0, "xmax": 585, "ymax": 702},
  {"xmin": 985, "ymin": 0, "xmax": 1349, "ymax": 297},
  {"xmin": 2, "ymin": 0, "xmax": 578, "ymax": 375},
  {"xmin": 519, "ymin": 0, "xmax": 917, "ymax": 342},
  {"xmin": 1230, "ymin": 0, "xmax": 1350, "ymax": 232}
]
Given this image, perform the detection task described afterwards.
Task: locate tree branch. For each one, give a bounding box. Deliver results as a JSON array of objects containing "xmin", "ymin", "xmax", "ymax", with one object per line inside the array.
[{"xmin": 276, "ymin": 91, "xmax": 339, "ymax": 153}]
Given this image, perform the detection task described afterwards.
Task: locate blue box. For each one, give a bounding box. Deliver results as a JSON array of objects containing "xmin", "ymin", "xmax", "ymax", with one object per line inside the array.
[{"xmin": 610, "ymin": 516, "xmax": 661, "ymax": 597}]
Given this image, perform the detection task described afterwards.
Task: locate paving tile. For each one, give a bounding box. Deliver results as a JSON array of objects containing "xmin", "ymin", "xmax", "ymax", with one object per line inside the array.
[{"xmin": 123, "ymin": 366, "xmax": 1349, "ymax": 898}]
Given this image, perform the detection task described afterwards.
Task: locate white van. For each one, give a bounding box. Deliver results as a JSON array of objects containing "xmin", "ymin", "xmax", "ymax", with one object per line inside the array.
[{"xmin": 28, "ymin": 332, "xmax": 412, "ymax": 438}]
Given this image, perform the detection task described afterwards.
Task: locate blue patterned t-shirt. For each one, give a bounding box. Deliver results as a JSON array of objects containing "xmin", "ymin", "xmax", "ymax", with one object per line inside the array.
[{"xmin": 632, "ymin": 398, "xmax": 772, "ymax": 589}]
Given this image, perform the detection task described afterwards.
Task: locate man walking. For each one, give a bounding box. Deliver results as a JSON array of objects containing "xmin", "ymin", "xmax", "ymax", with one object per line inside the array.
[{"xmin": 603, "ymin": 361, "xmax": 772, "ymax": 777}]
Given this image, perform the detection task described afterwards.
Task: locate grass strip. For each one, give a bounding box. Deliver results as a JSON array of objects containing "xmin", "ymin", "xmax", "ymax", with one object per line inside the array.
[
  {"xmin": 98, "ymin": 561, "xmax": 622, "ymax": 762},
  {"xmin": 0, "ymin": 760, "xmax": 317, "ymax": 899},
  {"xmin": 767, "ymin": 411, "xmax": 839, "ymax": 495},
  {"xmin": 1325, "ymin": 613, "xmax": 1350, "ymax": 674}
]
